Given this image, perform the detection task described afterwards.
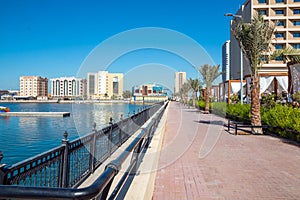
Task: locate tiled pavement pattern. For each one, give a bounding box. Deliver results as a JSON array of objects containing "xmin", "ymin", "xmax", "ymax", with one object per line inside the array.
[{"xmin": 153, "ymin": 101, "xmax": 300, "ymax": 200}]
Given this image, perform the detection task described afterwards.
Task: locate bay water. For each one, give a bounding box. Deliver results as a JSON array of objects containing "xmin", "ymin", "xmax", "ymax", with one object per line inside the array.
[{"xmin": 0, "ymin": 102, "xmax": 145, "ymax": 166}]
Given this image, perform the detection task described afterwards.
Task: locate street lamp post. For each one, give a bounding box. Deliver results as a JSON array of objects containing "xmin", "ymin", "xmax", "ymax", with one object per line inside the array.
[{"xmin": 225, "ymin": 13, "xmax": 244, "ymax": 104}]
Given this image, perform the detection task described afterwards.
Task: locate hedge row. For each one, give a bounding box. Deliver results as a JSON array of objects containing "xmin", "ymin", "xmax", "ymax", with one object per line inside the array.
[{"xmin": 197, "ymin": 100, "xmax": 300, "ymax": 142}]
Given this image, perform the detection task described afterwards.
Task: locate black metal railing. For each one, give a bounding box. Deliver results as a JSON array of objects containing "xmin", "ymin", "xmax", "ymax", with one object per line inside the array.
[
  {"xmin": 0, "ymin": 102, "xmax": 164, "ymax": 189},
  {"xmin": 0, "ymin": 101, "xmax": 168, "ymax": 199}
]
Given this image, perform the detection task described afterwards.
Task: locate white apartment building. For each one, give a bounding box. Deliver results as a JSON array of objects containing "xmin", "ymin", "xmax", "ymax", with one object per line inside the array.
[
  {"xmin": 174, "ymin": 71, "xmax": 186, "ymax": 94},
  {"xmin": 50, "ymin": 77, "xmax": 87, "ymax": 98},
  {"xmin": 230, "ymin": 0, "xmax": 300, "ymax": 96},
  {"xmin": 19, "ymin": 76, "xmax": 48, "ymax": 98},
  {"xmin": 87, "ymin": 71, "xmax": 124, "ymax": 99}
]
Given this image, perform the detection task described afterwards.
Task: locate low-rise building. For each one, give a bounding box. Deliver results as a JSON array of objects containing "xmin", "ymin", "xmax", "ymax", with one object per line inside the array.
[
  {"xmin": 50, "ymin": 77, "xmax": 87, "ymax": 99},
  {"xmin": 133, "ymin": 83, "xmax": 164, "ymax": 96},
  {"xmin": 87, "ymin": 71, "xmax": 124, "ymax": 99},
  {"xmin": 132, "ymin": 83, "xmax": 168, "ymax": 102},
  {"xmin": 19, "ymin": 76, "xmax": 48, "ymax": 98}
]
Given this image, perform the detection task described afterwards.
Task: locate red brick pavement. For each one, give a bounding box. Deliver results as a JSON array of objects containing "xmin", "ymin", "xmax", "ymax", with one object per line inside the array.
[{"xmin": 153, "ymin": 101, "xmax": 300, "ymax": 199}]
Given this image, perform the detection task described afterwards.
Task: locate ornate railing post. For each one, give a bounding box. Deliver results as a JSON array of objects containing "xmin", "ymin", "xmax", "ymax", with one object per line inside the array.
[
  {"xmin": 61, "ymin": 131, "xmax": 69, "ymax": 188},
  {"xmin": 90, "ymin": 123, "xmax": 97, "ymax": 173},
  {"xmin": 119, "ymin": 114, "xmax": 123, "ymax": 146},
  {"xmin": 0, "ymin": 151, "xmax": 6, "ymax": 185},
  {"xmin": 108, "ymin": 117, "xmax": 113, "ymax": 154}
]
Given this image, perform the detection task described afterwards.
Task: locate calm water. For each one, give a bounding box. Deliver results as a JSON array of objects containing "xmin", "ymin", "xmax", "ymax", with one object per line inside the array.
[{"xmin": 0, "ymin": 102, "xmax": 145, "ymax": 166}]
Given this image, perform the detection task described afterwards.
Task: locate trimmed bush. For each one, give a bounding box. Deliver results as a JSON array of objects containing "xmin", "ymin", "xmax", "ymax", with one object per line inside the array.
[
  {"xmin": 197, "ymin": 100, "xmax": 206, "ymax": 110},
  {"xmin": 210, "ymin": 102, "xmax": 250, "ymax": 122},
  {"xmin": 262, "ymin": 105, "xmax": 300, "ymax": 142},
  {"xmin": 197, "ymin": 100, "xmax": 300, "ymax": 142}
]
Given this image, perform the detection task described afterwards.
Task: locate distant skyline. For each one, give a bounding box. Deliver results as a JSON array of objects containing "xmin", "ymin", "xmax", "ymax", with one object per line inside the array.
[{"xmin": 0, "ymin": 0, "xmax": 245, "ymax": 91}]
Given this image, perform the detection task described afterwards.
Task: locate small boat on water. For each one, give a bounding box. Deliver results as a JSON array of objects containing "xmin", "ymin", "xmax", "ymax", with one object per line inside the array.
[{"xmin": 0, "ymin": 106, "xmax": 10, "ymax": 112}]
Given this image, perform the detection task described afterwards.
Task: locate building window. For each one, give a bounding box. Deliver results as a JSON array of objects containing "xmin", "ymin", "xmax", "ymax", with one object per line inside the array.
[
  {"xmin": 258, "ymin": 10, "xmax": 267, "ymax": 15},
  {"xmin": 295, "ymin": 0, "xmax": 300, "ymax": 2},
  {"xmin": 293, "ymin": 32, "xmax": 300, "ymax": 37},
  {"xmin": 294, "ymin": 9, "xmax": 300, "ymax": 14},
  {"xmin": 275, "ymin": 44, "xmax": 284, "ymax": 49},
  {"xmin": 275, "ymin": 10, "xmax": 284, "ymax": 15},
  {"xmin": 276, "ymin": 0, "xmax": 284, "ymax": 2},
  {"xmin": 277, "ymin": 21, "xmax": 284, "ymax": 26},
  {"xmin": 275, "ymin": 32, "xmax": 284, "ymax": 38},
  {"xmin": 258, "ymin": 0, "xmax": 266, "ymax": 3},
  {"xmin": 294, "ymin": 21, "xmax": 300, "ymax": 26},
  {"xmin": 293, "ymin": 44, "xmax": 300, "ymax": 49}
]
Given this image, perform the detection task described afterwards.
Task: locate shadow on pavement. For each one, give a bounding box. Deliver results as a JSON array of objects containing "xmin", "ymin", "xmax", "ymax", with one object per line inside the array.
[{"xmin": 195, "ymin": 120, "xmax": 224, "ymax": 126}]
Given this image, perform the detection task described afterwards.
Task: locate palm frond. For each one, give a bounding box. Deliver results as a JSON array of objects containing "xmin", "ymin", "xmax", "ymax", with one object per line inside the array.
[
  {"xmin": 233, "ymin": 14, "xmax": 275, "ymax": 74},
  {"xmin": 271, "ymin": 47, "xmax": 300, "ymax": 64},
  {"xmin": 198, "ymin": 64, "xmax": 221, "ymax": 89}
]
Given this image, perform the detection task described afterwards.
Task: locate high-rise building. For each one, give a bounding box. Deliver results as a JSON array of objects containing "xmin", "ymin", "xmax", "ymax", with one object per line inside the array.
[
  {"xmin": 174, "ymin": 72, "xmax": 186, "ymax": 94},
  {"xmin": 50, "ymin": 77, "xmax": 87, "ymax": 98},
  {"xmin": 222, "ymin": 40, "xmax": 231, "ymax": 82},
  {"xmin": 87, "ymin": 72, "xmax": 98, "ymax": 98},
  {"xmin": 229, "ymin": 0, "xmax": 298, "ymax": 95},
  {"xmin": 107, "ymin": 73, "xmax": 124, "ymax": 99},
  {"xmin": 19, "ymin": 76, "xmax": 48, "ymax": 97},
  {"xmin": 87, "ymin": 71, "xmax": 124, "ymax": 99}
]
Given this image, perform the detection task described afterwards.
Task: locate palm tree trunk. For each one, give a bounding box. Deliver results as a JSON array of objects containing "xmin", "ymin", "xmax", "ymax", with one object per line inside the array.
[
  {"xmin": 250, "ymin": 75, "xmax": 263, "ymax": 134},
  {"xmin": 205, "ymin": 88, "xmax": 210, "ymax": 113},
  {"xmin": 192, "ymin": 92, "xmax": 195, "ymax": 108}
]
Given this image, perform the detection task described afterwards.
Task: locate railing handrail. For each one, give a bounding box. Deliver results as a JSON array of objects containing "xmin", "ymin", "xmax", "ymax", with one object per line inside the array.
[
  {"xmin": 0, "ymin": 101, "xmax": 168, "ymax": 199},
  {"xmin": 5, "ymin": 145, "xmax": 64, "ymax": 171},
  {"xmin": 0, "ymin": 166, "xmax": 117, "ymax": 200}
]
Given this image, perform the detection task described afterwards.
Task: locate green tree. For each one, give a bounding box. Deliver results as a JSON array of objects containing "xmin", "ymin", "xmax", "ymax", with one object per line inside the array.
[
  {"xmin": 111, "ymin": 94, "xmax": 118, "ymax": 100},
  {"xmin": 188, "ymin": 78, "xmax": 201, "ymax": 107},
  {"xmin": 232, "ymin": 15, "xmax": 275, "ymax": 134},
  {"xmin": 122, "ymin": 90, "xmax": 132, "ymax": 99},
  {"xmin": 179, "ymin": 82, "xmax": 190, "ymax": 105},
  {"xmin": 198, "ymin": 64, "xmax": 221, "ymax": 113}
]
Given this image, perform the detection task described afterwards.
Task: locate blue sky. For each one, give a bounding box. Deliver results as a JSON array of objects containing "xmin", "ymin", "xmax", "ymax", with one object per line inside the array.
[{"xmin": 0, "ymin": 0, "xmax": 245, "ymax": 91}]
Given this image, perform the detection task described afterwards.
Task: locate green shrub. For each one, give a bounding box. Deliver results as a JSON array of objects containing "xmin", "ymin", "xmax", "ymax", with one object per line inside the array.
[
  {"xmin": 211, "ymin": 102, "xmax": 227, "ymax": 117},
  {"xmin": 197, "ymin": 100, "xmax": 205, "ymax": 110},
  {"xmin": 196, "ymin": 100, "xmax": 300, "ymax": 142},
  {"xmin": 225, "ymin": 103, "xmax": 250, "ymax": 122},
  {"xmin": 261, "ymin": 94, "xmax": 276, "ymax": 109},
  {"xmin": 262, "ymin": 105, "xmax": 300, "ymax": 142}
]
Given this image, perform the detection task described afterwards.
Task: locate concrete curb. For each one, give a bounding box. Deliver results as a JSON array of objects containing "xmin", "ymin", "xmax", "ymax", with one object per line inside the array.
[{"xmin": 124, "ymin": 103, "xmax": 169, "ymax": 200}]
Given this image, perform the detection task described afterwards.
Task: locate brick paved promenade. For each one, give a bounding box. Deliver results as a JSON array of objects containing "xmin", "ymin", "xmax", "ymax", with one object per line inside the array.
[{"xmin": 152, "ymin": 101, "xmax": 300, "ymax": 199}]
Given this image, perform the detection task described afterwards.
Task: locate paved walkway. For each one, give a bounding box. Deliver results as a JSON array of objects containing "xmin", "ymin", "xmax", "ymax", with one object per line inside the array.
[{"xmin": 152, "ymin": 101, "xmax": 300, "ymax": 199}]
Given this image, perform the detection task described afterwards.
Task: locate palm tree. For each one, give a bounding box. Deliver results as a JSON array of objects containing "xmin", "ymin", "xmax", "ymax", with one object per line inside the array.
[
  {"xmin": 179, "ymin": 82, "xmax": 190, "ymax": 105},
  {"xmin": 198, "ymin": 64, "xmax": 221, "ymax": 113},
  {"xmin": 232, "ymin": 15, "xmax": 275, "ymax": 134},
  {"xmin": 188, "ymin": 78, "xmax": 201, "ymax": 107}
]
